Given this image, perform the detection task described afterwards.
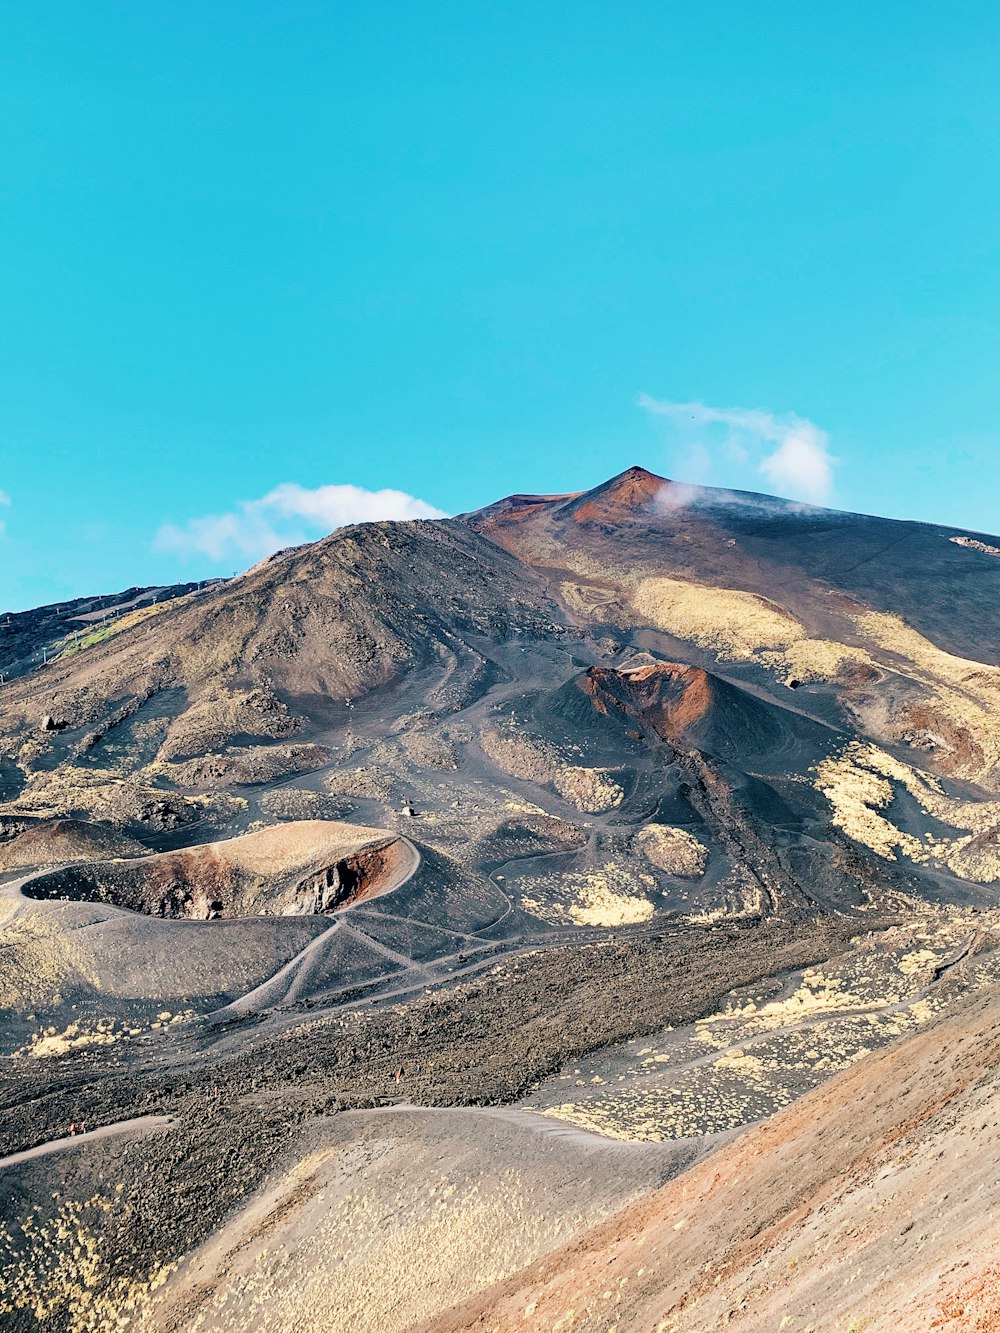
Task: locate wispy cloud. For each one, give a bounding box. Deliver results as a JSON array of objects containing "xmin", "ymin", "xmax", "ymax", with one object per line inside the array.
[
  {"xmin": 154, "ymin": 482, "xmax": 447, "ymax": 564},
  {"xmin": 0, "ymin": 489, "xmax": 10, "ymax": 538},
  {"xmin": 637, "ymin": 395, "xmax": 836, "ymax": 505}
]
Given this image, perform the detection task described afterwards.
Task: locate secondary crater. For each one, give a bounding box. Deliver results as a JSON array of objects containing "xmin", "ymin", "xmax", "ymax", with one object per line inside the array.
[{"xmin": 20, "ymin": 820, "xmax": 416, "ymax": 921}]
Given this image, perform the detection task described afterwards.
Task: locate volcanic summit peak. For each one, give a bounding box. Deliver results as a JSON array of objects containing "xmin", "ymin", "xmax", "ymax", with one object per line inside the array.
[
  {"xmin": 464, "ymin": 465, "xmax": 671, "ymax": 526},
  {"xmin": 564, "ymin": 464, "xmax": 675, "ymax": 522},
  {"xmin": 589, "ymin": 463, "xmax": 670, "ymax": 496}
]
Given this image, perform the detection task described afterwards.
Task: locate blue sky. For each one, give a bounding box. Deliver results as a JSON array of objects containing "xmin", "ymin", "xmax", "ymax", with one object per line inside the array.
[{"xmin": 2, "ymin": 2, "xmax": 999, "ymax": 610}]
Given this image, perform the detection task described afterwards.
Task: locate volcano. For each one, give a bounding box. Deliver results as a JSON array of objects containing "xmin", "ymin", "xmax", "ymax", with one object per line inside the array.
[{"xmin": 1, "ymin": 466, "xmax": 999, "ymax": 1331}]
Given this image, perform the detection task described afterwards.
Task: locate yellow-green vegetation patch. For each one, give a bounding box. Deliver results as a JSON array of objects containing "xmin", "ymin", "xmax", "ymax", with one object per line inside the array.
[
  {"xmin": 480, "ymin": 724, "xmax": 623, "ymax": 813},
  {"xmin": 17, "ymin": 1010, "xmax": 193, "ymax": 1059},
  {"xmin": 0, "ymin": 1194, "xmax": 176, "ymax": 1332},
  {"xmin": 55, "ymin": 595, "xmax": 196, "ymax": 663},
  {"xmin": 551, "ymin": 764, "xmax": 623, "ymax": 813},
  {"xmin": 813, "ymin": 746, "xmax": 927, "ymax": 863},
  {"xmin": 762, "ymin": 636, "xmax": 876, "ymax": 686},
  {"xmin": 948, "ymin": 833, "xmax": 1000, "ymax": 884},
  {"xmin": 683, "ymin": 881, "xmax": 767, "ymax": 925},
  {"xmin": 521, "ymin": 863, "xmax": 656, "ymax": 927},
  {"xmin": 632, "ymin": 576, "xmax": 805, "ymax": 659},
  {"xmin": 813, "ymin": 741, "xmax": 1000, "ymax": 878},
  {"xmin": 635, "ymin": 824, "xmax": 707, "ymax": 877},
  {"xmin": 855, "ymin": 610, "xmax": 1000, "ymax": 687}
]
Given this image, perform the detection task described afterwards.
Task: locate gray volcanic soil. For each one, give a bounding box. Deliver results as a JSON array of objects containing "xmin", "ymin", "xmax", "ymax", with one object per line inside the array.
[{"xmin": 0, "ymin": 913, "xmax": 890, "ymax": 1329}]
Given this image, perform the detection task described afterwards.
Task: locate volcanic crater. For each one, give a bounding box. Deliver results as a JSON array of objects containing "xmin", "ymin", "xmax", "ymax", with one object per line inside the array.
[{"xmin": 20, "ymin": 820, "xmax": 415, "ymax": 921}]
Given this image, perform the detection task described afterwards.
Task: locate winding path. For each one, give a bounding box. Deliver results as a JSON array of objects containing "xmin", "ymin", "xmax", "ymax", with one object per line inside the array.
[
  {"xmin": 0, "ymin": 1115, "xmax": 173, "ymax": 1172},
  {"xmin": 207, "ymin": 835, "xmax": 422, "ymax": 1019}
]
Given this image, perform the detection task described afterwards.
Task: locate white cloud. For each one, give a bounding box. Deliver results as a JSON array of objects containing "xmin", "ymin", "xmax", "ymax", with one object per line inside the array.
[
  {"xmin": 155, "ymin": 482, "xmax": 447, "ymax": 564},
  {"xmin": 0, "ymin": 489, "xmax": 10, "ymax": 538},
  {"xmin": 758, "ymin": 429, "xmax": 834, "ymax": 503},
  {"xmin": 637, "ymin": 395, "xmax": 836, "ymax": 505}
]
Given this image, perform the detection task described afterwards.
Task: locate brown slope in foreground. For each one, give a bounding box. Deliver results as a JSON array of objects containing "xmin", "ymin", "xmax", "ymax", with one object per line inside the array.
[{"xmin": 427, "ymin": 981, "xmax": 1000, "ymax": 1333}]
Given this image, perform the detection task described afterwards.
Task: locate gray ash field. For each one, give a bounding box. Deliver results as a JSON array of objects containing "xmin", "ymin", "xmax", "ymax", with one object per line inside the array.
[{"xmin": 1, "ymin": 468, "xmax": 1000, "ymax": 1330}]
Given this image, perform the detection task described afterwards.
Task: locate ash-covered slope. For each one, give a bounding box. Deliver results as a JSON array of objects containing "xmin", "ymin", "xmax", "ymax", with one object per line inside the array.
[
  {"xmin": 468, "ymin": 466, "xmax": 1000, "ymax": 793},
  {"xmin": 2, "ymin": 467, "xmax": 1000, "ymax": 1333},
  {"xmin": 0, "ymin": 580, "xmax": 216, "ymax": 684},
  {"xmin": 0, "ymin": 519, "xmax": 561, "ymax": 831},
  {"xmin": 467, "ymin": 464, "xmax": 1000, "ymax": 665}
]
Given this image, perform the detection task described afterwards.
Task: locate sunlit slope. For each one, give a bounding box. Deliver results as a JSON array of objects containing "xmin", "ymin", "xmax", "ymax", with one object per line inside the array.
[
  {"xmin": 0, "ymin": 520, "xmax": 559, "ymax": 828},
  {"xmin": 429, "ymin": 978, "xmax": 1000, "ymax": 1333},
  {"xmin": 467, "ymin": 466, "xmax": 1000, "ymax": 791}
]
